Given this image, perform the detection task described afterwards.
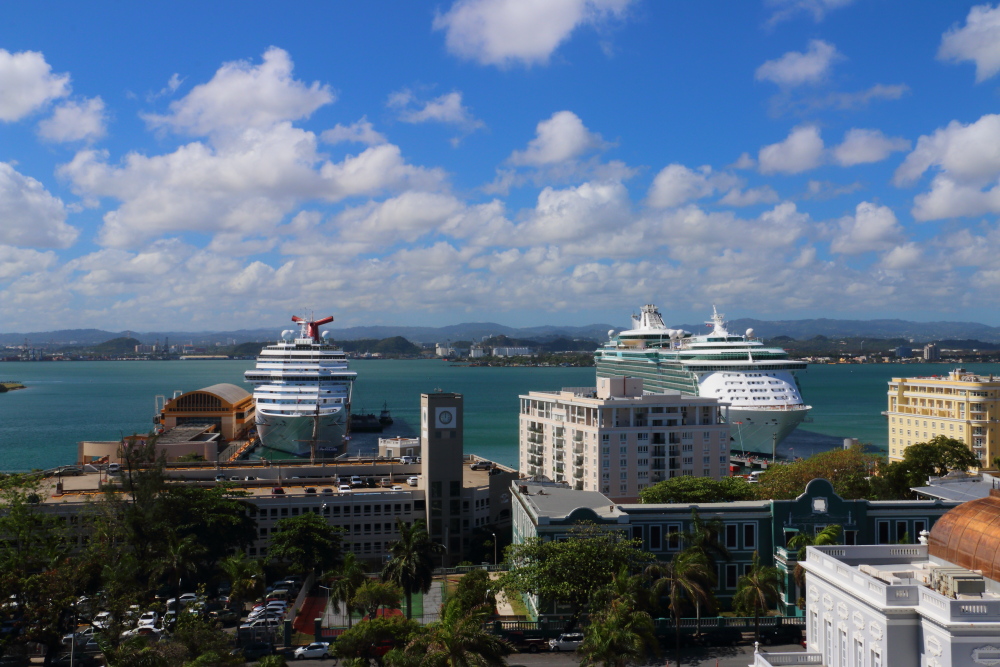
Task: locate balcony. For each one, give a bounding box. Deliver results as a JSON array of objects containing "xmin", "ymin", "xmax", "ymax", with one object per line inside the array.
[
  {"xmin": 573, "ymin": 468, "xmax": 584, "ymax": 479},
  {"xmin": 527, "ymin": 433, "xmax": 543, "ymax": 445},
  {"xmin": 573, "ymin": 443, "xmax": 584, "ymax": 454},
  {"xmin": 528, "ymin": 454, "xmax": 543, "ymax": 466},
  {"xmin": 574, "ymin": 456, "xmax": 584, "ymax": 467},
  {"xmin": 554, "ymin": 463, "xmax": 564, "ymax": 473},
  {"xmin": 528, "ymin": 444, "xmax": 543, "ymax": 456},
  {"xmin": 573, "ymin": 432, "xmax": 584, "ymax": 442}
]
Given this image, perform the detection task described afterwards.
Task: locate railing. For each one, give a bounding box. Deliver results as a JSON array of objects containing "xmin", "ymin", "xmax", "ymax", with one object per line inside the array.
[{"xmin": 755, "ymin": 654, "xmax": 824, "ymax": 666}]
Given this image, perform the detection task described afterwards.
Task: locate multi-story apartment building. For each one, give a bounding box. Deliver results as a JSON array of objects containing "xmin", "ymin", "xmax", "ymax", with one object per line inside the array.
[
  {"xmin": 886, "ymin": 369, "xmax": 1000, "ymax": 464},
  {"xmin": 519, "ymin": 376, "xmax": 730, "ymax": 501}
]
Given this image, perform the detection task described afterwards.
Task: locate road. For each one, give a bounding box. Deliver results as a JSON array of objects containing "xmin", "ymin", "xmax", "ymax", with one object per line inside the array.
[{"xmin": 286, "ymin": 643, "xmax": 807, "ymax": 667}]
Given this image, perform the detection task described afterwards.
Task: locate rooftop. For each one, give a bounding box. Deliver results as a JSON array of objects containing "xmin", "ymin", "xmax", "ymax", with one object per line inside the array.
[{"xmin": 513, "ymin": 482, "xmax": 626, "ymax": 524}]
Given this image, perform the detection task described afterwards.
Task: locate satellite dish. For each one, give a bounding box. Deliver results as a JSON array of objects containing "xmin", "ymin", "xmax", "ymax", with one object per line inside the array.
[
  {"xmin": 321, "ymin": 330, "xmax": 330, "ymax": 339},
  {"xmin": 281, "ymin": 330, "xmax": 294, "ymax": 341},
  {"xmin": 746, "ymin": 328, "xmax": 754, "ymax": 338},
  {"xmin": 607, "ymin": 329, "xmax": 615, "ymax": 340}
]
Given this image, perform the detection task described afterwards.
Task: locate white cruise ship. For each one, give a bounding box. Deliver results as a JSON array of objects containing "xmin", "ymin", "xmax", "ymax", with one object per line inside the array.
[
  {"xmin": 595, "ymin": 305, "xmax": 811, "ymax": 454},
  {"xmin": 244, "ymin": 315, "xmax": 356, "ymax": 457}
]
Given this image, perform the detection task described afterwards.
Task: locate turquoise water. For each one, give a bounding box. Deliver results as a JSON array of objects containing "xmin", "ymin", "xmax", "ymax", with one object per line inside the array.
[{"xmin": 2, "ymin": 360, "xmax": 999, "ymax": 471}]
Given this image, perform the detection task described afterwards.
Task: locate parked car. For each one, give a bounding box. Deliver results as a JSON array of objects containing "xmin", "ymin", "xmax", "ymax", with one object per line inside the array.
[
  {"xmin": 506, "ymin": 633, "xmax": 549, "ymax": 653},
  {"xmin": 52, "ymin": 653, "xmax": 101, "ymax": 667},
  {"xmin": 350, "ymin": 476, "xmax": 364, "ymax": 488},
  {"xmin": 92, "ymin": 612, "xmax": 112, "ymax": 630},
  {"xmin": 215, "ymin": 474, "xmax": 227, "ymax": 482},
  {"xmin": 399, "ymin": 456, "xmax": 416, "ymax": 465},
  {"xmin": 392, "ymin": 485, "xmax": 403, "ymax": 491},
  {"xmin": 209, "ymin": 609, "xmax": 239, "ymax": 625},
  {"xmin": 178, "ymin": 593, "xmax": 198, "ymax": 606},
  {"xmin": 338, "ymin": 484, "xmax": 351, "ymax": 493},
  {"xmin": 60, "ymin": 466, "xmax": 84, "ymax": 476},
  {"xmin": 272, "ymin": 487, "xmax": 285, "ymax": 495},
  {"xmin": 321, "ymin": 488, "xmax": 334, "ymax": 495},
  {"xmin": 549, "ymin": 633, "xmax": 584, "ymax": 651},
  {"xmin": 107, "ymin": 463, "xmax": 121, "ymax": 475},
  {"xmin": 406, "ymin": 476, "xmax": 419, "ymax": 487},
  {"xmin": 470, "ymin": 461, "xmax": 492, "ymax": 471},
  {"xmin": 293, "ymin": 641, "xmax": 331, "ymax": 660},
  {"xmin": 305, "ymin": 487, "xmax": 317, "ymax": 494},
  {"xmin": 137, "ymin": 611, "xmax": 158, "ymax": 628}
]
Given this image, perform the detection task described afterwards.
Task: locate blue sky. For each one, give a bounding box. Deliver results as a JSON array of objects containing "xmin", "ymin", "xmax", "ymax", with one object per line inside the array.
[{"xmin": 3, "ymin": 0, "xmax": 1000, "ymax": 332}]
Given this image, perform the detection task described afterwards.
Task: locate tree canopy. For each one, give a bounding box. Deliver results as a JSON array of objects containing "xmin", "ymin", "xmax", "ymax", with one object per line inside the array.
[
  {"xmin": 755, "ymin": 445, "xmax": 879, "ymax": 500},
  {"xmin": 640, "ymin": 475, "xmax": 757, "ymax": 504},
  {"xmin": 268, "ymin": 511, "xmax": 345, "ymax": 575}
]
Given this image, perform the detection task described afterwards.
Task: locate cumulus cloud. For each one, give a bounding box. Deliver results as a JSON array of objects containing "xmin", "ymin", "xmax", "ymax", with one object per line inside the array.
[
  {"xmin": 37, "ymin": 97, "xmax": 107, "ymax": 142},
  {"xmin": 758, "ymin": 125, "xmax": 825, "ymax": 174},
  {"xmin": 830, "ymin": 201, "xmax": 903, "ymax": 254},
  {"xmin": 755, "ymin": 40, "xmax": 842, "ymax": 86},
  {"xmin": 0, "ymin": 162, "xmax": 77, "ymax": 248},
  {"xmin": 320, "ymin": 117, "xmax": 387, "ymax": 146},
  {"xmin": 143, "ymin": 47, "xmax": 333, "ymax": 136},
  {"xmin": 336, "ymin": 192, "xmax": 466, "ymax": 245},
  {"xmin": 508, "ymin": 110, "xmax": 607, "ymax": 166},
  {"xmin": 515, "ymin": 180, "xmax": 630, "ymax": 244},
  {"xmin": 881, "ymin": 242, "xmax": 923, "ymax": 270},
  {"xmin": 647, "ymin": 164, "xmax": 738, "ymax": 208},
  {"xmin": 939, "ymin": 3, "xmax": 1000, "ymax": 82},
  {"xmin": 387, "ymin": 90, "xmax": 484, "ymax": 142},
  {"xmin": 0, "ymin": 49, "xmax": 70, "ymax": 122},
  {"xmin": 831, "ymin": 128, "xmax": 910, "ymax": 167},
  {"xmin": 765, "ymin": 0, "xmax": 855, "ymax": 26},
  {"xmin": 433, "ymin": 0, "xmax": 633, "ymax": 67},
  {"xmin": 0, "ymin": 245, "xmax": 58, "ymax": 280},
  {"xmin": 719, "ymin": 185, "xmax": 780, "ymax": 207},
  {"xmin": 61, "ymin": 125, "xmax": 445, "ymax": 248}
]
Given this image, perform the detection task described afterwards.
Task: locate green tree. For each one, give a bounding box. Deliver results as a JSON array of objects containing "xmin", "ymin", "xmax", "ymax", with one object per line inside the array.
[
  {"xmin": 327, "ymin": 553, "xmax": 368, "ymax": 628},
  {"xmin": 450, "ymin": 569, "xmax": 497, "ymax": 615},
  {"xmin": 732, "ymin": 550, "xmax": 784, "ymax": 645},
  {"xmin": 787, "ymin": 525, "xmax": 841, "ymax": 591},
  {"xmin": 352, "ymin": 580, "xmax": 403, "ymax": 620},
  {"xmin": 640, "ymin": 476, "xmax": 757, "ymax": 504},
  {"xmin": 167, "ymin": 612, "xmax": 241, "ymax": 667},
  {"xmin": 756, "ymin": 445, "xmax": 879, "ymax": 500},
  {"xmin": 647, "ymin": 549, "xmax": 714, "ymax": 667},
  {"xmin": 578, "ymin": 601, "xmax": 657, "ymax": 667},
  {"xmin": 334, "ymin": 616, "xmax": 422, "ymax": 667},
  {"xmin": 678, "ymin": 510, "xmax": 729, "ymax": 633},
  {"xmin": 219, "ymin": 553, "xmax": 264, "ymax": 614},
  {"xmin": 405, "ymin": 598, "xmax": 511, "ymax": 667},
  {"xmin": 269, "ymin": 511, "xmax": 344, "ymax": 576},
  {"xmin": 499, "ymin": 523, "xmax": 653, "ymax": 631},
  {"xmin": 155, "ymin": 534, "xmax": 204, "ymax": 603},
  {"xmin": 381, "ymin": 520, "xmax": 444, "ymax": 620}
]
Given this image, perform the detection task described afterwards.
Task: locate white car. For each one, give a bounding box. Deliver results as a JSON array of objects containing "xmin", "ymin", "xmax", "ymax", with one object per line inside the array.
[
  {"xmin": 293, "ymin": 642, "xmax": 331, "ymax": 660},
  {"xmin": 178, "ymin": 593, "xmax": 198, "ymax": 606},
  {"xmin": 338, "ymin": 484, "xmax": 351, "ymax": 493},
  {"xmin": 92, "ymin": 612, "xmax": 113, "ymax": 630},
  {"xmin": 407, "ymin": 476, "xmax": 419, "ymax": 487},
  {"xmin": 137, "ymin": 611, "xmax": 158, "ymax": 628},
  {"xmin": 549, "ymin": 633, "xmax": 584, "ymax": 652},
  {"xmin": 239, "ymin": 618, "xmax": 281, "ymax": 630},
  {"xmin": 392, "ymin": 485, "xmax": 403, "ymax": 490},
  {"xmin": 350, "ymin": 476, "xmax": 364, "ymax": 488}
]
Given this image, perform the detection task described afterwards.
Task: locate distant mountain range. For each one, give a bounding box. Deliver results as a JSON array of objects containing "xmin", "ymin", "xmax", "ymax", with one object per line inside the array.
[{"xmin": 6, "ymin": 317, "xmax": 1000, "ymax": 347}]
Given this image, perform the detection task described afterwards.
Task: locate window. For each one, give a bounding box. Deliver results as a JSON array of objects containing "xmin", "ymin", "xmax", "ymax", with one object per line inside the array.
[
  {"xmin": 854, "ymin": 639, "xmax": 864, "ymax": 667},
  {"xmin": 877, "ymin": 521, "xmax": 890, "ymax": 545},
  {"xmin": 871, "ymin": 648, "xmax": 881, "ymax": 667},
  {"xmin": 725, "ymin": 524, "xmax": 738, "ymax": 549},
  {"xmin": 632, "ymin": 526, "xmax": 643, "ymax": 542},
  {"xmin": 725, "ymin": 564, "xmax": 738, "ymax": 588},
  {"xmin": 825, "ymin": 620, "xmax": 833, "ymax": 667},
  {"xmin": 743, "ymin": 523, "xmax": 756, "ymax": 549},
  {"xmin": 840, "ymin": 629, "xmax": 847, "ymax": 667},
  {"xmin": 650, "ymin": 525, "xmax": 662, "ymax": 551},
  {"xmin": 666, "ymin": 523, "xmax": 681, "ymax": 550},
  {"xmin": 809, "ymin": 610, "xmax": 818, "ymax": 650},
  {"xmin": 896, "ymin": 520, "xmax": 908, "ymax": 543},
  {"xmin": 914, "ymin": 520, "xmax": 927, "ymax": 539}
]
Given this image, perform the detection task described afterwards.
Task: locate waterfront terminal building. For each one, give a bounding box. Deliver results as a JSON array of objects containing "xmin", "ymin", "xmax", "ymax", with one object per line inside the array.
[
  {"xmin": 519, "ymin": 376, "xmax": 730, "ymax": 501},
  {"xmin": 886, "ymin": 369, "xmax": 1000, "ymax": 464},
  {"xmin": 511, "ymin": 477, "xmax": 957, "ymax": 618},
  {"xmin": 754, "ymin": 488, "xmax": 1000, "ymax": 667}
]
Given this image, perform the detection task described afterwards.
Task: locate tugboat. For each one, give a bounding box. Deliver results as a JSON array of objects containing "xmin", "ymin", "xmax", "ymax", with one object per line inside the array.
[{"xmin": 379, "ymin": 401, "xmax": 393, "ymax": 426}]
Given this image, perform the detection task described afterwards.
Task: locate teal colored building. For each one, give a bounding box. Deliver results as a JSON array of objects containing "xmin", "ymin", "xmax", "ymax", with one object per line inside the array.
[{"xmin": 511, "ymin": 479, "xmax": 959, "ymax": 616}]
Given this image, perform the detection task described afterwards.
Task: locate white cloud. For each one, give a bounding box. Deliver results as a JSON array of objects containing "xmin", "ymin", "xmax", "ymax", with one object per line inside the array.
[
  {"xmin": 388, "ymin": 90, "xmax": 484, "ymax": 134},
  {"xmin": 758, "ymin": 125, "xmax": 825, "ymax": 174},
  {"xmin": 0, "ymin": 162, "xmax": 77, "ymax": 248},
  {"xmin": 731, "ymin": 152, "xmax": 756, "ymax": 170},
  {"xmin": 37, "ymin": 97, "xmax": 107, "ymax": 142},
  {"xmin": 719, "ymin": 186, "xmax": 780, "ymax": 207},
  {"xmin": 939, "ymin": 4, "xmax": 1000, "ymax": 82},
  {"xmin": 756, "ymin": 40, "xmax": 842, "ymax": 87},
  {"xmin": 647, "ymin": 164, "xmax": 715, "ymax": 208},
  {"xmin": 433, "ymin": 0, "xmax": 633, "ymax": 67},
  {"xmin": 895, "ymin": 114, "xmax": 1000, "ymax": 186},
  {"xmin": 881, "ymin": 243, "xmax": 923, "ymax": 270},
  {"xmin": 765, "ymin": 0, "xmax": 855, "ymax": 26},
  {"xmin": 336, "ymin": 192, "xmax": 466, "ymax": 245},
  {"xmin": 768, "ymin": 83, "xmax": 909, "ymax": 116},
  {"xmin": 143, "ymin": 47, "xmax": 333, "ymax": 136},
  {"xmin": 831, "ymin": 128, "xmax": 910, "ymax": 167},
  {"xmin": 516, "ymin": 180, "xmax": 630, "ymax": 244},
  {"xmin": 509, "ymin": 111, "xmax": 607, "ymax": 166},
  {"xmin": 830, "ymin": 201, "xmax": 903, "ymax": 254},
  {"xmin": 320, "ymin": 117, "xmax": 387, "ymax": 146},
  {"xmin": 0, "ymin": 49, "xmax": 70, "ymax": 122},
  {"xmin": 60, "ymin": 124, "xmax": 445, "ymax": 248},
  {"xmin": 0, "ymin": 245, "xmax": 58, "ymax": 280}
]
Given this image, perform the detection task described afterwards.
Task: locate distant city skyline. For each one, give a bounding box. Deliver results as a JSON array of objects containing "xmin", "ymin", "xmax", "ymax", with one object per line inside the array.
[{"xmin": 3, "ymin": 1, "xmax": 1000, "ymax": 331}]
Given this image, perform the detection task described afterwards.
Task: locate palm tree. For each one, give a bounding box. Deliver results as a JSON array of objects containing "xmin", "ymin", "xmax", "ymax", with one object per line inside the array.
[
  {"xmin": 414, "ymin": 598, "xmax": 511, "ymax": 666},
  {"xmin": 787, "ymin": 525, "xmax": 841, "ymax": 592},
  {"xmin": 325, "ymin": 553, "xmax": 367, "ymax": 628},
  {"xmin": 156, "ymin": 534, "xmax": 204, "ymax": 604},
  {"xmin": 589, "ymin": 566, "xmax": 654, "ymax": 617},
  {"xmin": 680, "ymin": 509, "xmax": 729, "ymax": 634},
  {"xmin": 382, "ymin": 519, "xmax": 444, "ymax": 620},
  {"xmin": 581, "ymin": 583, "xmax": 658, "ymax": 667},
  {"xmin": 647, "ymin": 548, "xmax": 714, "ymax": 667},
  {"xmin": 732, "ymin": 550, "xmax": 784, "ymax": 645},
  {"xmin": 219, "ymin": 553, "xmax": 264, "ymax": 614}
]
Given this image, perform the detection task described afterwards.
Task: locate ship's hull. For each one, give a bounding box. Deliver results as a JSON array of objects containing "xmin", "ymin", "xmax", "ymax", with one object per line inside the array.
[
  {"xmin": 255, "ymin": 410, "xmax": 347, "ymax": 457},
  {"xmin": 725, "ymin": 406, "xmax": 809, "ymax": 455}
]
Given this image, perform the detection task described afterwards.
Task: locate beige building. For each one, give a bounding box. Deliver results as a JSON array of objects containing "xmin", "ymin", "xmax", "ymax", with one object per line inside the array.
[
  {"xmin": 519, "ymin": 376, "xmax": 730, "ymax": 502},
  {"xmin": 886, "ymin": 368, "xmax": 1000, "ymax": 464}
]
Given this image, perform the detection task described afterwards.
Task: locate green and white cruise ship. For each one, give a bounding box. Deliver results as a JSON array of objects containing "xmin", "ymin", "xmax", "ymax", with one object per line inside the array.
[{"xmin": 595, "ymin": 304, "xmax": 811, "ymax": 454}]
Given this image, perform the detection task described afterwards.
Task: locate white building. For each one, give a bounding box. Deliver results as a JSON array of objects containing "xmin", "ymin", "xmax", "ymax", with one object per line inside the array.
[
  {"xmin": 493, "ymin": 346, "xmax": 533, "ymax": 357},
  {"xmin": 434, "ymin": 343, "xmax": 455, "ymax": 357},
  {"xmin": 469, "ymin": 346, "xmax": 486, "ymax": 359},
  {"xmin": 519, "ymin": 376, "xmax": 730, "ymax": 501},
  {"xmin": 754, "ymin": 490, "xmax": 1000, "ymax": 667},
  {"xmin": 377, "ymin": 436, "xmax": 420, "ymax": 459}
]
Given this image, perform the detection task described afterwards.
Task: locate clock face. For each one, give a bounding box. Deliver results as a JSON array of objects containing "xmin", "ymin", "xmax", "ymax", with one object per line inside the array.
[{"xmin": 439, "ymin": 410, "xmax": 453, "ymax": 425}]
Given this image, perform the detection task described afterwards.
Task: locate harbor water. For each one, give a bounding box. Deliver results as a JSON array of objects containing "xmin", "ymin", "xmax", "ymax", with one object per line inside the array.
[{"xmin": 1, "ymin": 360, "xmax": 999, "ymax": 472}]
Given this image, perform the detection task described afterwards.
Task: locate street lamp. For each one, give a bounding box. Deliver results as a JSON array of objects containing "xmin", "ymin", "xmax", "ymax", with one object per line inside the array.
[
  {"xmin": 318, "ymin": 585, "xmax": 331, "ymax": 626},
  {"xmin": 490, "ymin": 531, "xmax": 498, "ymax": 565}
]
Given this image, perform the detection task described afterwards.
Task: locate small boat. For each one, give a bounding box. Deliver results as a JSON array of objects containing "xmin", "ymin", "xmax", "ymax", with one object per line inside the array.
[
  {"xmin": 379, "ymin": 402, "xmax": 393, "ymax": 426},
  {"xmin": 349, "ymin": 412, "xmax": 384, "ymax": 433}
]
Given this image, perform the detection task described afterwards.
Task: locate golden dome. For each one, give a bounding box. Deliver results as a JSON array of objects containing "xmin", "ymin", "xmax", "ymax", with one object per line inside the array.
[{"xmin": 929, "ymin": 489, "xmax": 1000, "ymax": 581}]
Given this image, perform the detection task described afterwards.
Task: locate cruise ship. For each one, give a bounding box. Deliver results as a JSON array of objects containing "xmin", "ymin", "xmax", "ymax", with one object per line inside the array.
[
  {"xmin": 595, "ymin": 305, "xmax": 811, "ymax": 454},
  {"xmin": 244, "ymin": 315, "xmax": 356, "ymax": 457}
]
